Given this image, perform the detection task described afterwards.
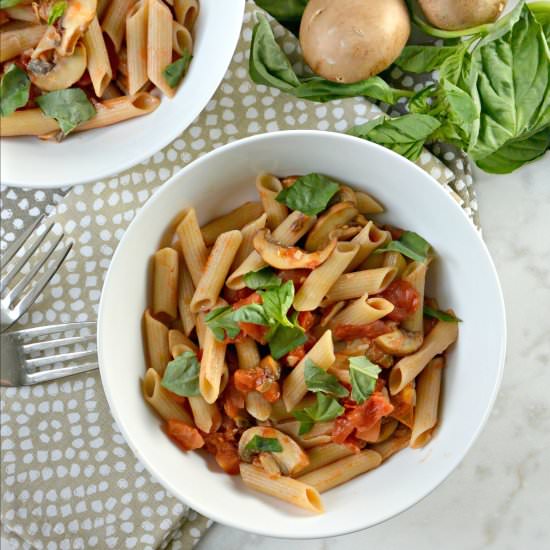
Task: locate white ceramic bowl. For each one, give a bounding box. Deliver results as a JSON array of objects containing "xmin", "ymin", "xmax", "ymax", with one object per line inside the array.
[
  {"xmin": 0, "ymin": 0, "xmax": 244, "ymax": 188},
  {"xmin": 98, "ymin": 131, "xmax": 506, "ymax": 539}
]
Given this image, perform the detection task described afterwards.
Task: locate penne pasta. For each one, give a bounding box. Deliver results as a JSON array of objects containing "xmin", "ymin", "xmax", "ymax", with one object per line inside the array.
[
  {"xmin": 177, "ymin": 258, "xmax": 196, "ymax": 336},
  {"xmin": 401, "ymin": 261, "xmax": 428, "ymax": 333},
  {"xmin": 176, "ymin": 208, "xmax": 209, "ymax": 288},
  {"xmin": 231, "ymin": 213, "xmax": 268, "ymax": 270},
  {"xmin": 147, "ymin": 0, "xmax": 174, "ymax": 97},
  {"xmin": 59, "ymin": 0, "xmax": 96, "ymax": 56},
  {"xmin": 0, "ymin": 25, "xmax": 47, "ymax": 62},
  {"xmin": 371, "ymin": 427, "xmax": 411, "ymax": 461},
  {"xmin": 240, "ymin": 464, "xmax": 324, "ymax": 514},
  {"xmin": 355, "ymin": 191, "xmax": 384, "ymax": 214},
  {"xmin": 201, "ymin": 202, "xmax": 263, "ymax": 246},
  {"xmin": 83, "ymin": 16, "xmax": 113, "ymax": 97},
  {"xmin": 168, "ymin": 328, "xmax": 198, "ymax": 358},
  {"xmin": 410, "ymin": 357, "xmax": 443, "ymax": 448},
  {"xmin": 173, "ymin": 0, "xmax": 199, "ymax": 29},
  {"xmin": 245, "ymin": 392, "xmax": 272, "ymax": 422},
  {"xmin": 102, "ymin": 0, "xmax": 136, "ymax": 51},
  {"xmin": 256, "ymin": 173, "xmax": 288, "ymax": 230},
  {"xmin": 172, "ymin": 20, "xmax": 193, "ymax": 56},
  {"xmin": 153, "ymin": 248, "xmax": 179, "ymax": 320},
  {"xmin": 188, "ymin": 395, "xmax": 221, "ymax": 434},
  {"xmin": 382, "ymin": 251, "xmax": 407, "ymax": 278},
  {"xmin": 199, "ymin": 325, "xmax": 227, "ymax": 404},
  {"xmin": 143, "ymin": 309, "xmax": 170, "ymax": 375},
  {"xmin": 4, "ymin": 6, "xmax": 37, "ymax": 22},
  {"xmin": 276, "ymin": 420, "xmax": 334, "ymax": 448},
  {"xmin": 126, "ymin": 0, "xmax": 149, "ymax": 95},
  {"xmin": 297, "ymin": 450, "xmax": 382, "ymax": 493},
  {"xmin": 347, "ymin": 221, "xmax": 390, "ymax": 271},
  {"xmin": 297, "ymin": 444, "xmax": 354, "ymax": 476},
  {"xmin": 329, "ymin": 294, "xmax": 395, "ymax": 327}
]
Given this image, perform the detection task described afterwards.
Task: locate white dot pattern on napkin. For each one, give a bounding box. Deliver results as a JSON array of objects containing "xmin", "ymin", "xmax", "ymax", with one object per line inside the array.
[{"xmin": 0, "ymin": 3, "xmax": 479, "ymax": 549}]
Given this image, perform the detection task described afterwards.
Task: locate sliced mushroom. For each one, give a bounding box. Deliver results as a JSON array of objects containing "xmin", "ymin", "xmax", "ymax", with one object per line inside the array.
[
  {"xmin": 253, "ymin": 229, "xmax": 337, "ymax": 269},
  {"xmin": 375, "ymin": 329, "xmax": 424, "ymax": 356},
  {"xmin": 58, "ymin": 0, "xmax": 96, "ymax": 56},
  {"xmin": 276, "ymin": 420, "xmax": 334, "ymax": 449},
  {"xmin": 329, "ymin": 224, "xmax": 362, "ymax": 241},
  {"xmin": 334, "ymin": 338, "xmax": 395, "ymax": 368},
  {"xmin": 238, "ymin": 426, "xmax": 309, "ymax": 475},
  {"xmin": 30, "ymin": 42, "xmax": 87, "ymax": 91},
  {"xmin": 32, "ymin": 26, "xmax": 62, "ymax": 59},
  {"xmin": 335, "ymin": 185, "xmax": 357, "ymax": 206},
  {"xmin": 305, "ymin": 202, "xmax": 358, "ymax": 251}
]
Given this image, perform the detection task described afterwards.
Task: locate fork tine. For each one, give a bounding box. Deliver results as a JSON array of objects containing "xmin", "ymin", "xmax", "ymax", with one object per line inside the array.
[
  {"xmin": 3, "ymin": 231, "xmax": 64, "ymax": 306},
  {"xmin": 23, "ymin": 362, "xmax": 99, "ymax": 385},
  {"xmin": 0, "ymin": 222, "xmax": 54, "ymax": 294},
  {"xmin": 24, "ymin": 349, "xmax": 97, "ymax": 369},
  {"xmin": 0, "ymin": 214, "xmax": 44, "ymax": 267},
  {"xmin": 21, "ymin": 333, "xmax": 96, "ymax": 353},
  {"xmin": 10, "ymin": 242, "xmax": 73, "ymax": 321},
  {"xmin": 7, "ymin": 321, "xmax": 96, "ymax": 339}
]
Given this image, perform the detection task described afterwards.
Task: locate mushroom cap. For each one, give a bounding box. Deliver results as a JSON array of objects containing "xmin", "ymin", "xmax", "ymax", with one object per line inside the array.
[
  {"xmin": 29, "ymin": 43, "xmax": 87, "ymax": 91},
  {"xmin": 418, "ymin": 0, "xmax": 506, "ymax": 31}
]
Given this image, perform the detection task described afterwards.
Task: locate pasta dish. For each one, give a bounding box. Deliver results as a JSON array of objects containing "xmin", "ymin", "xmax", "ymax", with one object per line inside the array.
[
  {"xmin": 141, "ymin": 172, "xmax": 460, "ymax": 513},
  {"xmin": 0, "ymin": 0, "xmax": 198, "ymax": 139}
]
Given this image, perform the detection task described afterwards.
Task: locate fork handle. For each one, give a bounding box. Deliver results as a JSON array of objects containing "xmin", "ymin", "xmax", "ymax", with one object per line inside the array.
[{"xmin": 25, "ymin": 362, "xmax": 98, "ymax": 385}]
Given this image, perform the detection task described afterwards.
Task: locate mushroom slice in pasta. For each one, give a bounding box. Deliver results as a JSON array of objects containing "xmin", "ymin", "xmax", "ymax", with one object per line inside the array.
[
  {"xmin": 29, "ymin": 43, "xmax": 87, "ymax": 91},
  {"xmin": 305, "ymin": 202, "xmax": 358, "ymax": 251},
  {"xmin": 375, "ymin": 329, "xmax": 424, "ymax": 356}
]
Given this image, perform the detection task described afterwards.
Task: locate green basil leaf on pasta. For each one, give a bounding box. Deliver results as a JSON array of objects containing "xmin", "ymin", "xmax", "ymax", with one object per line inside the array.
[
  {"xmin": 35, "ymin": 88, "xmax": 95, "ymax": 135},
  {"xmin": 268, "ymin": 324, "xmax": 307, "ymax": 360},
  {"xmin": 244, "ymin": 267, "xmax": 282, "ymax": 289},
  {"xmin": 423, "ymin": 306, "xmax": 462, "ymax": 323},
  {"xmin": 48, "ymin": 0, "xmax": 67, "ymax": 25},
  {"xmin": 161, "ymin": 351, "xmax": 201, "ymax": 397},
  {"xmin": 377, "ymin": 231, "xmax": 432, "ymax": 263},
  {"xmin": 245, "ymin": 435, "xmax": 283, "ymax": 454},
  {"xmin": 304, "ymin": 359, "xmax": 348, "ymax": 398},
  {"xmin": 205, "ymin": 306, "xmax": 241, "ymax": 341},
  {"xmin": 276, "ymin": 173, "xmax": 339, "ymax": 216},
  {"xmin": 349, "ymin": 356, "xmax": 381, "ymax": 404},
  {"xmin": 232, "ymin": 304, "xmax": 270, "ymax": 326},
  {"xmin": 163, "ymin": 49, "xmax": 193, "ymax": 88},
  {"xmin": 259, "ymin": 280, "xmax": 295, "ymax": 327},
  {"xmin": 293, "ymin": 393, "xmax": 345, "ymax": 435},
  {"xmin": 0, "ymin": 64, "xmax": 30, "ymax": 117}
]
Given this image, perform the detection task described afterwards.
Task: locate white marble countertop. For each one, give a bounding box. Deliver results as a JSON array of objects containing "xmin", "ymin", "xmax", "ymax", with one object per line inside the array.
[{"xmin": 196, "ymin": 157, "xmax": 550, "ymax": 550}]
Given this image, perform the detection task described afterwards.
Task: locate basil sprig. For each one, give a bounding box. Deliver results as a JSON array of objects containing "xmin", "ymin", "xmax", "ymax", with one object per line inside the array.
[
  {"xmin": 244, "ymin": 267, "xmax": 282, "ymax": 289},
  {"xmin": 36, "ymin": 89, "xmax": 95, "ymax": 135},
  {"xmin": 0, "ymin": 65, "xmax": 30, "ymax": 116},
  {"xmin": 48, "ymin": 0, "xmax": 67, "ymax": 25},
  {"xmin": 276, "ymin": 173, "xmax": 339, "ymax": 216},
  {"xmin": 304, "ymin": 359, "xmax": 348, "ymax": 398},
  {"xmin": 163, "ymin": 49, "xmax": 193, "ymax": 88},
  {"xmin": 245, "ymin": 435, "xmax": 283, "ymax": 454},
  {"xmin": 349, "ymin": 356, "xmax": 381, "ymax": 404},
  {"xmin": 424, "ymin": 306, "xmax": 462, "ymax": 323},
  {"xmin": 293, "ymin": 393, "xmax": 345, "ymax": 435},
  {"xmin": 161, "ymin": 351, "xmax": 201, "ymax": 397},
  {"xmin": 377, "ymin": 231, "xmax": 432, "ymax": 263}
]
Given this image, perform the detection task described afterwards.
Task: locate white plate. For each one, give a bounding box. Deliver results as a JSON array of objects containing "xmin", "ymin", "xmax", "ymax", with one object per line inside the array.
[
  {"xmin": 98, "ymin": 130, "xmax": 506, "ymax": 539},
  {"xmin": 0, "ymin": 0, "xmax": 245, "ymax": 188}
]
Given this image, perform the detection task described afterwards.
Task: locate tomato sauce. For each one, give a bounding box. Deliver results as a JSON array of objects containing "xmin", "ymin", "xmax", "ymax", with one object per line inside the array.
[
  {"xmin": 381, "ymin": 280, "xmax": 420, "ymax": 322},
  {"xmin": 164, "ymin": 420, "xmax": 204, "ymax": 451},
  {"xmin": 333, "ymin": 320, "xmax": 394, "ymax": 341}
]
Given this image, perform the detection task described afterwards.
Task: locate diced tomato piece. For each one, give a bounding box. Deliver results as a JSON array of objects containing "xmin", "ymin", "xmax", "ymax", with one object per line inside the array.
[
  {"xmin": 223, "ymin": 381, "xmax": 245, "ymax": 419},
  {"xmin": 262, "ymin": 381, "xmax": 280, "ymax": 403},
  {"xmin": 203, "ymin": 432, "xmax": 240, "ymax": 475},
  {"xmin": 297, "ymin": 311, "xmax": 316, "ymax": 331},
  {"xmin": 238, "ymin": 322, "xmax": 268, "ymax": 344},
  {"xmin": 232, "ymin": 292, "xmax": 262, "ymax": 309},
  {"xmin": 332, "ymin": 416, "xmax": 355, "ymax": 445},
  {"xmin": 348, "ymin": 393, "xmax": 394, "ymax": 432},
  {"xmin": 223, "ymin": 286, "xmax": 254, "ymax": 304},
  {"xmin": 164, "ymin": 389, "xmax": 187, "ymax": 406},
  {"xmin": 233, "ymin": 368, "xmax": 264, "ymax": 393},
  {"xmin": 278, "ymin": 269, "xmax": 311, "ymax": 290},
  {"xmin": 356, "ymin": 420, "xmax": 382, "ymax": 442},
  {"xmin": 165, "ymin": 420, "xmax": 204, "ymax": 451},
  {"xmin": 381, "ymin": 280, "xmax": 420, "ymax": 322},
  {"xmin": 384, "ymin": 225, "xmax": 405, "ymax": 240},
  {"xmin": 333, "ymin": 320, "xmax": 394, "ymax": 341}
]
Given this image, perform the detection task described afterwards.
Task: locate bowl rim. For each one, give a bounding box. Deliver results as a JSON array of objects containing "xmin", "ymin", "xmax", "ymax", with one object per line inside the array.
[
  {"xmin": 0, "ymin": 0, "xmax": 245, "ymax": 189},
  {"xmin": 97, "ymin": 130, "xmax": 506, "ymax": 538}
]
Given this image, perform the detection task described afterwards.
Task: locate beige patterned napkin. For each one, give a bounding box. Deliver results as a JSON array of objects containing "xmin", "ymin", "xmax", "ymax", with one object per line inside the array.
[{"xmin": 0, "ymin": 3, "xmax": 478, "ymax": 549}]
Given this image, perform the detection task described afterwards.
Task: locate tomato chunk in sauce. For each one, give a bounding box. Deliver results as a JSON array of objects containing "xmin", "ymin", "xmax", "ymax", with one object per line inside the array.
[
  {"xmin": 333, "ymin": 320, "xmax": 394, "ymax": 341},
  {"xmin": 381, "ymin": 279, "xmax": 420, "ymax": 322},
  {"xmin": 165, "ymin": 420, "xmax": 205, "ymax": 451}
]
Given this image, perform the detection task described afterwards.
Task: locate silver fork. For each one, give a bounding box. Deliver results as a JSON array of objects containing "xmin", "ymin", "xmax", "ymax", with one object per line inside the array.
[
  {"xmin": 1, "ymin": 215, "xmax": 73, "ymax": 330},
  {"xmin": 0, "ymin": 322, "xmax": 98, "ymax": 386}
]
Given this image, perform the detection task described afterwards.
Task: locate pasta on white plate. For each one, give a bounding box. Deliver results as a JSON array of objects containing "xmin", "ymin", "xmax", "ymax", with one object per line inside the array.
[
  {"xmin": 0, "ymin": 0, "xmax": 198, "ymax": 139},
  {"xmin": 140, "ymin": 172, "xmax": 460, "ymax": 513}
]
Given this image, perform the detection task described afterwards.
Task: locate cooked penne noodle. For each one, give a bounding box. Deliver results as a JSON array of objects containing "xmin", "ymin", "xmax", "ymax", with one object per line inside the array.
[
  {"xmin": 83, "ymin": 16, "xmax": 113, "ymax": 97},
  {"xmin": 153, "ymin": 248, "xmax": 179, "ymax": 320},
  {"xmin": 168, "ymin": 328, "xmax": 198, "ymax": 357},
  {"xmin": 401, "ymin": 261, "xmax": 428, "ymax": 332},
  {"xmin": 126, "ymin": 0, "xmax": 149, "ymax": 94},
  {"xmin": 240, "ymin": 464, "xmax": 324, "ymax": 514},
  {"xmin": 323, "ymin": 267, "xmax": 397, "ymax": 304},
  {"xmin": 389, "ymin": 320, "xmax": 458, "ymax": 395},
  {"xmin": 0, "ymin": 25, "xmax": 47, "ymax": 62},
  {"xmin": 199, "ymin": 325, "xmax": 227, "ymax": 404},
  {"xmin": 195, "ymin": 311, "xmax": 206, "ymax": 348},
  {"xmin": 5, "ymin": 6, "xmax": 36, "ymax": 22},
  {"xmin": 329, "ymin": 294, "xmax": 394, "ymax": 327},
  {"xmin": 176, "ymin": 208, "xmax": 209, "ymax": 288},
  {"xmin": 144, "ymin": 309, "xmax": 170, "ymax": 375},
  {"xmin": 143, "ymin": 368, "xmax": 193, "ymax": 424},
  {"xmin": 227, "ymin": 211, "xmax": 316, "ymax": 289},
  {"xmin": 188, "ymin": 395, "xmax": 221, "ymax": 433},
  {"xmin": 245, "ymin": 392, "xmax": 272, "ymax": 422},
  {"xmin": 355, "ymin": 191, "xmax": 384, "ymax": 214},
  {"xmin": 347, "ymin": 221, "xmax": 389, "ymax": 271},
  {"xmin": 297, "ymin": 444, "xmax": 354, "ymax": 476},
  {"xmin": 102, "ymin": 0, "xmax": 136, "ymax": 51},
  {"xmin": 276, "ymin": 420, "xmax": 334, "ymax": 448},
  {"xmin": 283, "ymin": 330, "xmax": 335, "ymax": 411},
  {"xmin": 101, "ymin": 83, "xmax": 122, "ymax": 99},
  {"xmin": 201, "ymin": 202, "xmax": 263, "ymax": 246},
  {"xmin": 410, "ymin": 357, "xmax": 443, "ymax": 448},
  {"xmin": 235, "ymin": 338, "xmax": 260, "ymax": 370},
  {"xmin": 231, "ymin": 213, "xmax": 268, "ymax": 270},
  {"xmin": 298, "ymin": 450, "xmax": 382, "ymax": 493},
  {"xmin": 191, "ymin": 230, "xmax": 242, "ymax": 312},
  {"xmin": 174, "ymin": 0, "xmax": 199, "ymax": 29},
  {"xmin": 147, "ymin": 0, "xmax": 174, "ymax": 97},
  {"xmin": 327, "ymin": 353, "xmax": 350, "ymax": 384},
  {"xmin": 256, "ymin": 173, "xmax": 288, "ymax": 230},
  {"xmin": 172, "ymin": 20, "xmax": 193, "ymax": 56},
  {"xmin": 371, "ymin": 427, "xmax": 411, "ymax": 461},
  {"xmin": 97, "ymin": 0, "xmax": 110, "ymax": 18},
  {"xmin": 177, "ymin": 259, "xmax": 196, "ymax": 336},
  {"xmin": 294, "ymin": 242, "xmax": 359, "ymax": 311},
  {"xmin": 382, "ymin": 251, "xmax": 407, "ymax": 277}
]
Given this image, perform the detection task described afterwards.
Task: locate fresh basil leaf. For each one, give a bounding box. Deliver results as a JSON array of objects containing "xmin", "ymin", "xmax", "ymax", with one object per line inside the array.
[
  {"xmin": 163, "ymin": 49, "xmax": 193, "ymax": 88},
  {"xmin": 304, "ymin": 359, "xmax": 348, "ymax": 398},
  {"xmin": 254, "ymin": 0, "xmax": 308, "ymax": 25},
  {"xmin": 275, "ymin": 173, "xmax": 339, "ymax": 216},
  {"xmin": 424, "ymin": 306, "xmax": 462, "ymax": 323},
  {"xmin": 245, "ymin": 434, "xmax": 283, "ymax": 453},
  {"xmin": 35, "ymin": 89, "xmax": 95, "ymax": 135},
  {"xmin": 48, "ymin": 0, "xmax": 67, "ymax": 25},
  {"xmin": 259, "ymin": 280, "xmax": 294, "ymax": 327},
  {"xmin": 244, "ymin": 267, "xmax": 282, "ymax": 289},
  {"xmin": 0, "ymin": 64, "xmax": 30, "ymax": 116},
  {"xmin": 531, "ymin": 1, "xmax": 550, "ymax": 42},
  {"xmin": 349, "ymin": 356, "xmax": 381, "ymax": 404},
  {"xmin": 439, "ymin": 43, "xmax": 471, "ymax": 86},
  {"xmin": 232, "ymin": 304, "xmax": 270, "ymax": 326},
  {"xmin": 205, "ymin": 306, "xmax": 241, "ymax": 341},
  {"xmin": 377, "ymin": 231, "xmax": 432, "ymax": 263},
  {"xmin": 161, "ymin": 351, "xmax": 201, "ymax": 397},
  {"xmin": 0, "ymin": 0, "xmax": 24, "ymax": 8},
  {"xmin": 349, "ymin": 114, "xmax": 441, "ymax": 161},
  {"xmin": 268, "ymin": 324, "xmax": 307, "ymax": 359},
  {"xmin": 293, "ymin": 393, "xmax": 345, "ymax": 435},
  {"xmin": 395, "ymin": 45, "xmax": 462, "ymax": 73},
  {"xmin": 475, "ymin": 127, "xmax": 550, "ymax": 174},
  {"xmin": 468, "ymin": 6, "xmax": 550, "ymax": 161}
]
